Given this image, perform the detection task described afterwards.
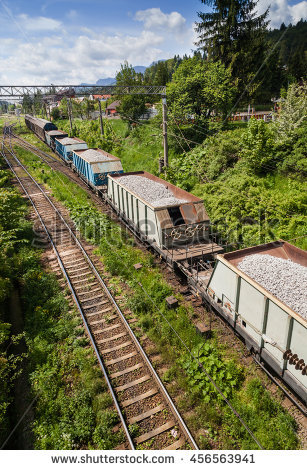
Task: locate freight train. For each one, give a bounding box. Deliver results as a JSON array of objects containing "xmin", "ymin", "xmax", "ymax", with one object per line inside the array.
[{"xmin": 24, "ymin": 115, "xmax": 307, "ymax": 403}]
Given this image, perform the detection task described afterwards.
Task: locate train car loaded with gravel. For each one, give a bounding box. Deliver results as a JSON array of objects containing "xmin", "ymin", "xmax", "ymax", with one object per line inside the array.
[
  {"xmin": 106, "ymin": 171, "xmax": 223, "ymax": 264},
  {"xmin": 54, "ymin": 136, "xmax": 88, "ymax": 163},
  {"xmin": 72, "ymin": 148, "xmax": 123, "ymax": 191},
  {"xmin": 45, "ymin": 129, "xmax": 68, "ymax": 150},
  {"xmin": 189, "ymin": 240, "xmax": 307, "ymax": 402}
]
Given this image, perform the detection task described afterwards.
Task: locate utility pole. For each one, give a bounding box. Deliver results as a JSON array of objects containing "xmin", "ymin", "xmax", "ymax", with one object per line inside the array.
[
  {"xmin": 67, "ymin": 98, "xmax": 73, "ymax": 136},
  {"xmin": 98, "ymin": 99, "xmax": 104, "ymax": 136},
  {"xmin": 158, "ymin": 153, "xmax": 164, "ymax": 173},
  {"xmin": 162, "ymin": 96, "xmax": 168, "ymax": 168},
  {"xmin": 44, "ymin": 102, "xmax": 50, "ymax": 120}
]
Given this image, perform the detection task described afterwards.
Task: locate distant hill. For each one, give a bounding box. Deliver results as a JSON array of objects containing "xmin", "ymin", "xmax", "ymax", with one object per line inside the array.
[
  {"xmin": 93, "ymin": 66, "xmax": 147, "ymax": 86},
  {"xmin": 95, "ymin": 77, "xmax": 116, "ymax": 86},
  {"xmin": 78, "ymin": 65, "xmax": 162, "ymax": 89},
  {"xmin": 133, "ymin": 66, "xmax": 147, "ymax": 74}
]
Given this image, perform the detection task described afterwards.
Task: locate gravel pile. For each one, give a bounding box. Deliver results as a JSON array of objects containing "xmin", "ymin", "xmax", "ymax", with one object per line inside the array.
[
  {"xmin": 238, "ymin": 254, "xmax": 307, "ymax": 318},
  {"xmin": 81, "ymin": 149, "xmax": 111, "ymax": 161},
  {"xmin": 58, "ymin": 137, "xmax": 79, "ymax": 145},
  {"xmin": 118, "ymin": 175, "xmax": 188, "ymax": 207}
]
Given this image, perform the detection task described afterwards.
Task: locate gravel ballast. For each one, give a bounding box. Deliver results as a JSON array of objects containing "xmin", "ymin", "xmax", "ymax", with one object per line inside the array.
[
  {"xmin": 238, "ymin": 254, "xmax": 307, "ymax": 319},
  {"xmin": 118, "ymin": 175, "xmax": 188, "ymax": 207}
]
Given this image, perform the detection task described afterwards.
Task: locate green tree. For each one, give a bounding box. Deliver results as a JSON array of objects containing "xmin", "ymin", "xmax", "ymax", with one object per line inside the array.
[
  {"xmin": 70, "ymin": 100, "xmax": 84, "ymax": 119},
  {"xmin": 58, "ymin": 98, "xmax": 68, "ymax": 118},
  {"xmin": 82, "ymin": 98, "xmax": 95, "ymax": 119},
  {"xmin": 115, "ymin": 62, "xmax": 146, "ymax": 126},
  {"xmin": 288, "ymin": 46, "xmax": 307, "ymax": 81},
  {"xmin": 51, "ymin": 107, "xmax": 60, "ymax": 120},
  {"xmin": 167, "ymin": 57, "xmax": 236, "ymax": 122},
  {"xmin": 240, "ymin": 118, "xmax": 275, "ymax": 174},
  {"xmin": 22, "ymin": 94, "xmax": 33, "ymax": 114},
  {"xmin": 33, "ymin": 91, "xmax": 44, "ymax": 116},
  {"xmin": 274, "ymin": 81, "xmax": 307, "ymax": 176},
  {"xmin": 195, "ymin": 0, "xmax": 269, "ymax": 99},
  {"xmin": 274, "ymin": 80, "xmax": 307, "ymax": 140},
  {"xmin": 267, "ymin": 20, "xmax": 307, "ymax": 82},
  {"xmin": 144, "ymin": 56, "xmax": 183, "ymax": 89},
  {"xmin": 153, "ymin": 61, "xmax": 169, "ymax": 85}
]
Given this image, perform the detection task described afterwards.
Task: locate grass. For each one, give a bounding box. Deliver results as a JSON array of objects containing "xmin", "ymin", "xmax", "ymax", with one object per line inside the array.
[
  {"xmin": 21, "ymin": 262, "xmax": 124, "ymax": 450},
  {"xmin": 10, "ymin": 129, "xmax": 301, "ymax": 450}
]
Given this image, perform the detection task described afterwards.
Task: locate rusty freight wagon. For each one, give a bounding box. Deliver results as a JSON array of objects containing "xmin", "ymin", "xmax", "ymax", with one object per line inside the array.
[
  {"xmin": 106, "ymin": 171, "xmax": 222, "ymax": 265},
  {"xmin": 190, "ymin": 240, "xmax": 307, "ymax": 402}
]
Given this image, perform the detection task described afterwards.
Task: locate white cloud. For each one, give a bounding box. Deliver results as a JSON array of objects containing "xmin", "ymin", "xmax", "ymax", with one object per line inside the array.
[
  {"xmin": 257, "ymin": 0, "xmax": 307, "ymax": 28},
  {"xmin": 289, "ymin": 1, "xmax": 307, "ymax": 23},
  {"xmin": 0, "ymin": 30, "xmax": 164, "ymax": 85},
  {"xmin": 0, "ymin": 8, "xmax": 196, "ymax": 85},
  {"xmin": 17, "ymin": 13, "xmax": 61, "ymax": 31},
  {"xmin": 135, "ymin": 8, "xmax": 186, "ymax": 32}
]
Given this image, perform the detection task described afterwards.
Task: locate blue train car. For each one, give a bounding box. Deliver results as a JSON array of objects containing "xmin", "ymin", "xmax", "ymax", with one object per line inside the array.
[
  {"xmin": 45, "ymin": 130, "xmax": 68, "ymax": 150},
  {"xmin": 72, "ymin": 148, "xmax": 123, "ymax": 189},
  {"xmin": 55, "ymin": 137, "xmax": 88, "ymax": 163}
]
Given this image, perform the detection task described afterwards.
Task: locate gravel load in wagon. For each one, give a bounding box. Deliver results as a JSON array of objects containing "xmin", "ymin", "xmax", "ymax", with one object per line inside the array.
[
  {"xmin": 118, "ymin": 174, "xmax": 188, "ymax": 208},
  {"xmin": 57, "ymin": 137, "xmax": 81, "ymax": 145},
  {"xmin": 238, "ymin": 254, "xmax": 307, "ymax": 319},
  {"xmin": 78, "ymin": 149, "xmax": 112, "ymax": 162}
]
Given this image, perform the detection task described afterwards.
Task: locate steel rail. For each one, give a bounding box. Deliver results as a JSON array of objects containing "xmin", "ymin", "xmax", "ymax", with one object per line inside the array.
[
  {"xmin": 2, "ymin": 129, "xmax": 199, "ymax": 450},
  {"xmin": 0, "ymin": 136, "xmax": 135, "ymax": 450},
  {"xmin": 252, "ymin": 356, "xmax": 307, "ymax": 416},
  {"xmin": 201, "ymin": 298, "xmax": 307, "ymax": 416},
  {"xmin": 9, "ymin": 128, "xmax": 110, "ymax": 208},
  {"xmin": 12, "ymin": 132, "xmax": 60, "ymax": 163}
]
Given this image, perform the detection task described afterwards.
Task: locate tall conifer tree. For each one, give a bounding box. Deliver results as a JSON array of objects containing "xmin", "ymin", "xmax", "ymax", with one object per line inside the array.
[{"xmin": 195, "ymin": 0, "xmax": 269, "ymax": 98}]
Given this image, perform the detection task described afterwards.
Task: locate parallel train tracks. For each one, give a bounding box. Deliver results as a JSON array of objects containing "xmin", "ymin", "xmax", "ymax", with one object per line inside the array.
[{"xmin": 0, "ymin": 130, "xmax": 198, "ymax": 451}]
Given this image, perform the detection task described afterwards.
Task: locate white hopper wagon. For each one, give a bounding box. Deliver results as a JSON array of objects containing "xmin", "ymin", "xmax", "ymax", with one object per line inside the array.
[
  {"xmin": 107, "ymin": 171, "xmax": 222, "ymax": 265},
  {"xmin": 192, "ymin": 240, "xmax": 307, "ymax": 402}
]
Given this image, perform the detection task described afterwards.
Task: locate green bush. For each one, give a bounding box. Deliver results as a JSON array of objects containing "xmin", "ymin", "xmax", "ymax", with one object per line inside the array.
[
  {"xmin": 240, "ymin": 118, "xmax": 276, "ymax": 174},
  {"xmin": 181, "ymin": 343, "xmax": 244, "ymax": 403}
]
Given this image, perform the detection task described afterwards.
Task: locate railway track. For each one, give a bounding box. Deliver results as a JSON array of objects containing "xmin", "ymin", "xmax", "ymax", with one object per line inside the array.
[
  {"xmin": 11, "ymin": 131, "xmax": 69, "ymax": 165},
  {"xmin": 9, "ymin": 130, "xmax": 117, "ymax": 214},
  {"xmin": 0, "ymin": 131, "xmax": 198, "ymax": 451}
]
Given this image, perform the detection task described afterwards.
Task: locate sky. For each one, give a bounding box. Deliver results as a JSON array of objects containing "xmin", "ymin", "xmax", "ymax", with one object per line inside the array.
[{"xmin": 0, "ymin": 0, "xmax": 306, "ymax": 85}]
